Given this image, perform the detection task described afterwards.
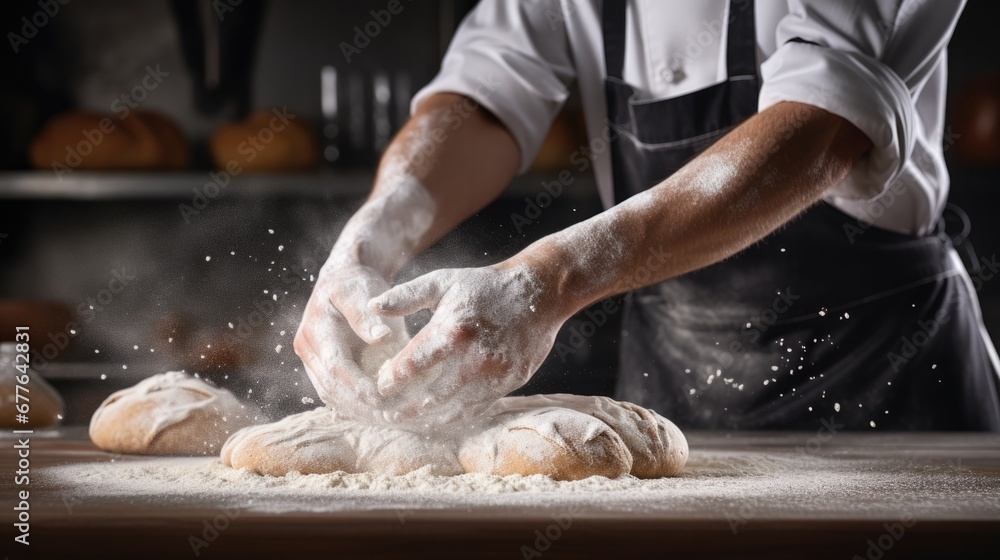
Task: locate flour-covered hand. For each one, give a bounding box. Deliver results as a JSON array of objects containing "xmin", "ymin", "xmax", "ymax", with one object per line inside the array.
[
  {"xmin": 294, "ymin": 258, "xmax": 402, "ymax": 423},
  {"xmin": 295, "ymin": 170, "xmax": 438, "ymax": 422},
  {"xmin": 368, "ymin": 262, "xmax": 565, "ymax": 424}
]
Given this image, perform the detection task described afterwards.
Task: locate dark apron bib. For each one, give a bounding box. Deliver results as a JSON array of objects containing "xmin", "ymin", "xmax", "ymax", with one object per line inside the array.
[{"xmin": 601, "ymin": 0, "xmax": 1000, "ymax": 431}]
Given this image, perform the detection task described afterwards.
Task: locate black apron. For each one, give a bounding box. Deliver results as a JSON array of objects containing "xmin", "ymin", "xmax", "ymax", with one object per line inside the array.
[{"xmin": 602, "ymin": 0, "xmax": 1000, "ymax": 431}]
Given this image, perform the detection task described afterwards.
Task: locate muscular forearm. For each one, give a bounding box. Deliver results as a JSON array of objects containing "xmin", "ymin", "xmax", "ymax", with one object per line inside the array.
[
  {"xmin": 511, "ymin": 101, "xmax": 873, "ymax": 320},
  {"xmin": 334, "ymin": 93, "xmax": 521, "ymax": 278}
]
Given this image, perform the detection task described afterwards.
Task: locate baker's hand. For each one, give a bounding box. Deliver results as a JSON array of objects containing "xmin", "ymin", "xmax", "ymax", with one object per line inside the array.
[
  {"xmin": 368, "ymin": 263, "xmax": 565, "ymax": 424},
  {"xmin": 294, "ymin": 257, "xmax": 402, "ymax": 422}
]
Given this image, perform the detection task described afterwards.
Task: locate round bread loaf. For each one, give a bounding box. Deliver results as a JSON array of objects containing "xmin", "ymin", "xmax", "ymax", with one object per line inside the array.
[
  {"xmin": 29, "ymin": 110, "xmax": 189, "ymax": 170},
  {"xmin": 89, "ymin": 372, "xmax": 263, "ymax": 455},
  {"xmin": 209, "ymin": 109, "xmax": 319, "ymax": 172}
]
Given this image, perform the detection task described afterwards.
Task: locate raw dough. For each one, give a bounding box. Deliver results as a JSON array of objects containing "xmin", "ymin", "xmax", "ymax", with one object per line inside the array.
[
  {"xmin": 487, "ymin": 394, "xmax": 689, "ymax": 478},
  {"xmin": 222, "ymin": 407, "xmax": 462, "ymax": 476},
  {"xmin": 221, "ymin": 393, "xmax": 686, "ymax": 482},
  {"xmin": 458, "ymin": 404, "xmax": 634, "ymax": 480},
  {"xmin": 89, "ymin": 372, "xmax": 264, "ymax": 456}
]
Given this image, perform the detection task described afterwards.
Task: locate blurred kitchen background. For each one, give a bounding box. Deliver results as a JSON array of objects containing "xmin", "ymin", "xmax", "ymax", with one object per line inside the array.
[{"xmin": 1, "ymin": 0, "xmax": 999, "ymax": 424}]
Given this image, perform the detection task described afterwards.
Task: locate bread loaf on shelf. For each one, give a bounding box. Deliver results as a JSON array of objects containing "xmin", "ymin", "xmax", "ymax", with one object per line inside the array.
[
  {"xmin": 209, "ymin": 109, "xmax": 319, "ymax": 172},
  {"xmin": 30, "ymin": 110, "xmax": 190, "ymax": 171}
]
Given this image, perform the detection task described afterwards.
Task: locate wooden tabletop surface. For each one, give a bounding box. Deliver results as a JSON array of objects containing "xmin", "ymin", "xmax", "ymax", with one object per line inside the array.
[{"xmin": 3, "ymin": 428, "xmax": 999, "ymax": 559}]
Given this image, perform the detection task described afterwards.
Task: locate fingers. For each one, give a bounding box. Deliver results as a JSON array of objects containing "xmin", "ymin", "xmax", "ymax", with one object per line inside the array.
[
  {"xmin": 376, "ymin": 318, "xmax": 453, "ymax": 397},
  {"xmin": 295, "ymin": 301, "xmax": 383, "ymax": 416},
  {"xmin": 368, "ymin": 269, "xmax": 453, "ymax": 317},
  {"xmin": 331, "ymin": 270, "xmax": 395, "ymax": 345}
]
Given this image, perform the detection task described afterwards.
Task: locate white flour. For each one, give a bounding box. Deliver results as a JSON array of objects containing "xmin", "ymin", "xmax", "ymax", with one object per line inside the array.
[
  {"xmin": 331, "ymin": 172, "xmax": 436, "ymax": 282},
  {"xmin": 541, "ymin": 209, "xmax": 628, "ymax": 296},
  {"xmin": 369, "ymin": 263, "xmax": 549, "ymax": 424},
  {"xmin": 37, "ymin": 446, "xmax": 1000, "ymax": 518},
  {"xmin": 674, "ymin": 139, "xmax": 753, "ymax": 201}
]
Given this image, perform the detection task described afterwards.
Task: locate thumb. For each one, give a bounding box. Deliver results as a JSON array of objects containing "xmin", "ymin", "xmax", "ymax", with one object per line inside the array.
[
  {"xmin": 334, "ymin": 272, "xmax": 396, "ymax": 344},
  {"xmin": 342, "ymin": 296, "xmax": 395, "ymax": 344},
  {"xmin": 369, "ymin": 269, "xmax": 454, "ymax": 317}
]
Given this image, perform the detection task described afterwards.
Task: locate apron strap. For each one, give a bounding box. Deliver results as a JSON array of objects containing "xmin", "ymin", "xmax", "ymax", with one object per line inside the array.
[
  {"xmin": 602, "ymin": 0, "xmax": 757, "ymax": 82},
  {"xmin": 726, "ymin": 0, "xmax": 758, "ymax": 79},
  {"xmin": 602, "ymin": 0, "xmax": 627, "ymax": 80}
]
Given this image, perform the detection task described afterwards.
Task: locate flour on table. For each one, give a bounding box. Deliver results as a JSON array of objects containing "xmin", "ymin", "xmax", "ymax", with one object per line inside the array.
[{"xmin": 37, "ymin": 444, "xmax": 1000, "ymax": 519}]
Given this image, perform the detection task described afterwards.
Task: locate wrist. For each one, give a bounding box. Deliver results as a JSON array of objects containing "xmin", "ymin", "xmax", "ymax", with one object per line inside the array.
[
  {"xmin": 499, "ymin": 241, "xmax": 589, "ymax": 325},
  {"xmin": 331, "ymin": 204, "xmax": 419, "ymax": 280},
  {"xmin": 506, "ymin": 206, "xmax": 643, "ymax": 320},
  {"xmin": 344, "ymin": 175, "xmax": 435, "ymax": 279}
]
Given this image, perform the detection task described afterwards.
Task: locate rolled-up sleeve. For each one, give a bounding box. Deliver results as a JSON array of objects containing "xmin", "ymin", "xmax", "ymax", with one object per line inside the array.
[
  {"xmin": 759, "ymin": 0, "xmax": 965, "ymax": 200},
  {"xmin": 412, "ymin": 0, "xmax": 575, "ymax": 173}
]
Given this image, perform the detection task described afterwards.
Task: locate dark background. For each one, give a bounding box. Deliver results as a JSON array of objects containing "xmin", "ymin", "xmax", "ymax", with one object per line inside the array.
[{"xmin": 1, "ymin": 0, "xmax": 998, "ymax": 423}]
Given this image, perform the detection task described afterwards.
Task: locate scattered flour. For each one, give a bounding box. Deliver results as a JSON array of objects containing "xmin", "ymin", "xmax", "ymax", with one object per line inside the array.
[
  {"xmin": 36, "ymin": 447, "xmax": 1000, "ymax": 518},
  {"xmin": 673, "ymin": 139, "xmax": 754, "ymax": 202},
  {"xmin": 543, "ymin": 209, "xmax": 627, "ymax": 296}
]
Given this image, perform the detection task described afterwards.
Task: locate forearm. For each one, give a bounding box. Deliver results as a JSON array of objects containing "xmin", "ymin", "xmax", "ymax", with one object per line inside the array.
[
  {"xmin": 511, "ymin": 101, "xmax": 872, "ymax": 319},
  {"xmin": 333, "ymin": 93, "xmax": 521, "ymax": 278}
]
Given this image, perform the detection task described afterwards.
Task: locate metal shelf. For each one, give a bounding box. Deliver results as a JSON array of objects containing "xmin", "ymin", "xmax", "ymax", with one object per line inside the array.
[
  {"xmin": 0, "ymin": 171, "xmax": 599, "ymax": 201},
  {"xmin": 0, "ymin": 171, "xmax": 374, "ymax": 200}
]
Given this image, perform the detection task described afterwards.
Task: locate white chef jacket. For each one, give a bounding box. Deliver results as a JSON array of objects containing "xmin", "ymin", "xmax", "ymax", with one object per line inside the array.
[{"xmin": 412, "ymin": 0, "xmax": 966, "ymax": 236}]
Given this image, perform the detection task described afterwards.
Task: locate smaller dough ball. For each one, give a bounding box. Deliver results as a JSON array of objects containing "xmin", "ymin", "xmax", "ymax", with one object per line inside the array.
[
  {"xmin": 458, "ymin": 406, "xmax": 632, "ymax": 481},
  {"xmin": 221, "ymin": 407, "xmax": 462, "ymax": 476},
  {"xmin": 89, "ymin": 372, "xmax": 264, "ymax": 455},
  {"xmin": 209, "ymin": 109, "xmax": 319, "ymax": 172},
  {"xmin": 494, "ymin": 395, "xmax": 688, "ymax": 478}
]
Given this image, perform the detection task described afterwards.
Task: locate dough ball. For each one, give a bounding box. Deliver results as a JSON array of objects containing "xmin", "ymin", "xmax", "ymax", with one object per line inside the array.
[
  {"xmin": 89, "ymin": 372, "xmax": 264, "ymax": 455},
  {"xmin": 493, "ymin": 394, "xmax": 688, "ymax": 478},
  {"xmin": 221, "ymin": 407, "xmax": 463, "ymax": 476},
  {"xmin": 215, "ymin": 381, "xmax": 683, "ymax": 481},
  {"xmin": 458, "ymin": 406, "xmax": 633, "ymax": 481}
]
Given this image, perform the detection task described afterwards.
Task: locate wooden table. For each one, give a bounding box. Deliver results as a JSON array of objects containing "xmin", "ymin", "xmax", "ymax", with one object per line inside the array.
[{"xmin": 3, "ymin": 429, "xmax": 999, "ymax": 559}]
